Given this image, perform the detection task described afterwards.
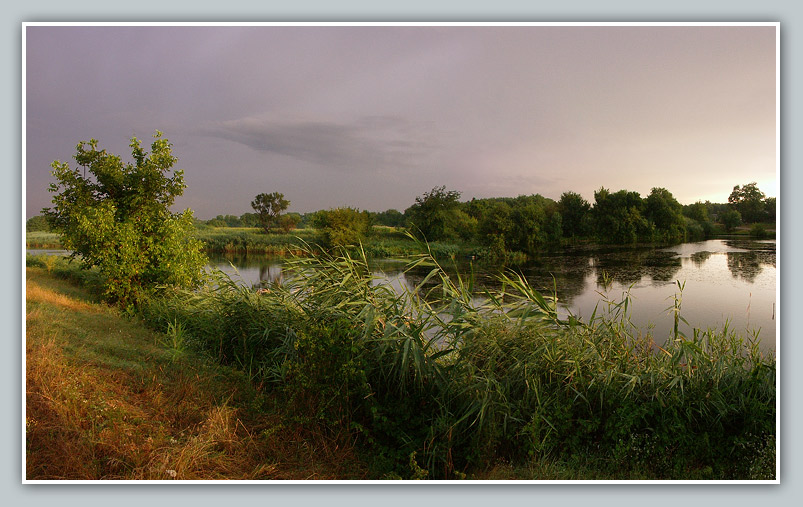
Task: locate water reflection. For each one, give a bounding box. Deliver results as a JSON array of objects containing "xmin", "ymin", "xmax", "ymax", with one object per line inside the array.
[
  {"xmin": 727, "ymin": 252, "xmax": 763, "ymax": 283},
  {"xmin": 202, "ymin": 239, "xmax": 776, "ymax": 351}
]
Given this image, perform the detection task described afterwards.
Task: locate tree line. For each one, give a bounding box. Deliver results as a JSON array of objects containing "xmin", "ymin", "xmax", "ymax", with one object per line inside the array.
[{"xmin": 184, "ymin": 181, "xmax": 775, "ymax": 255}]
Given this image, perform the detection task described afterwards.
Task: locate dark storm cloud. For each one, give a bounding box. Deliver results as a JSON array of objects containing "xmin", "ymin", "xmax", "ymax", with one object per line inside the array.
[{"xmin": 204, "ymin": 114, "xmax": 436, "ymax": 173}]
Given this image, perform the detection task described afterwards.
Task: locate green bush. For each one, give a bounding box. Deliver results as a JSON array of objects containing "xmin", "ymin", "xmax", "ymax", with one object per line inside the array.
[{"xmin": 42, "ymin": 132, "xmax": 207, "ymax": 306}]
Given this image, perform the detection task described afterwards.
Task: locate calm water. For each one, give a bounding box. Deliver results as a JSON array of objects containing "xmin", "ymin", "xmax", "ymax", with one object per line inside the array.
[
  {"xmin": 208, "ymin": 239, "xmax": 777, "ymax": 351},
  {"xmin": 29, "ymin": 238, "xmax": 776, "ymax": 351}
]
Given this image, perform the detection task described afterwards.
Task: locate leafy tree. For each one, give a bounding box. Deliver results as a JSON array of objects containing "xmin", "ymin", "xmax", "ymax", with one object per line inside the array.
[
  {"xmin": 26, "ymin": 215, "xmax": 51, "ymax": 232},
  {"xmin": 764, "ymin": 197, "xmax": 776, "ymax": 222},
  {"xmin": 558, "ymin": 191, "xmax": 591, "ymax": 238},
  {"xmin": 42, "ymin": 132, "xmax": 206, "ymax": 305},
  {"xmin": 239, "ymin": 212, "xmax": 260, "ymax": 227},
  {"xmin": 592, "ymin": 187, "xmax": 650, "ymax": 244},
  {"xmin": 644, "ymin": 187, "xmax": 685, "ymax": 243},
  {"xmin": 477, "ymin": 201, "xmax": 514, "ymax": 253},
  {"xmin": 251, "ymin": 192, "xmax": 290, "ymax": 233},
  {"xmin": 373, "ymin": 209, "xmax": 406, "ymax": 228},
  {"xmin": 728, "ymin": 182, "xmax": 767, "ymax": 223},
  {"xmin": 720, "ymin": 209, "xmax": 742, "ymax": 232},
  {"xmin": 312, "ymin": 207, "xmax": 372, "ymax": 249},
  {"xmin": 683, "ymin": 201, "xmax": 709, "ymax": 223},
  {"xmin": 278, "ymin": 213, "xmax": 301, "ymax": 233},
  {"xmin": 405, "ymin": 186, "xmax": 464, "ymax": 242}
]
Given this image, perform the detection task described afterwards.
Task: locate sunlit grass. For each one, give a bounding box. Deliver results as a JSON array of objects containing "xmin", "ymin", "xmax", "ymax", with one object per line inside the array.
[{"xmin": 25, "ymin": 267, "xmax": 367, "ymax": 480}]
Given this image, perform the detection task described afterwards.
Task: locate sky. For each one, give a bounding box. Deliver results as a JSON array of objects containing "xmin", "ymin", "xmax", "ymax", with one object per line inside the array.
[{"xmin": 24, "ymin": 24, "xmax": 778, "ymax": 219}]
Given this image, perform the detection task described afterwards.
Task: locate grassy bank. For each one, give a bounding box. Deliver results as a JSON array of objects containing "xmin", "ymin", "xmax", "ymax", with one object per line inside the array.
[
  {"xmin": 26, "ymin": 231, "xmax": 62, "ymax": 249},
  {"xmin": 194, "ymin": 225, "xmax": 472, "ymax": 259},
  {"xmin": 137, "ymin": 248, "xmax": 775, "ymax": 480},
  {"xmin": 26, "ymin": 252, "xmax": 776, "ymax": 480},
  {"xmin": 25, "ymin": 265, "xmax": 368, "ymax": 480}
]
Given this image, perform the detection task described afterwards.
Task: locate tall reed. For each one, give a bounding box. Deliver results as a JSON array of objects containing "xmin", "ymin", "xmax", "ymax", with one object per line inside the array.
[{"xmin": 137, "ymin": 242, "xmax": 776, "ymax": 479}]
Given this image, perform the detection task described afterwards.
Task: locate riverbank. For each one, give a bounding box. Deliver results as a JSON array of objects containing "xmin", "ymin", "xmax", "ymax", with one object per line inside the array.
[
  {"xmin": 26, "ymin": 250, "xmax": 775, "ymax": 480},
  {"xmin": 25, "ymin": 266, "xmax": 369, "ymax": 480}
]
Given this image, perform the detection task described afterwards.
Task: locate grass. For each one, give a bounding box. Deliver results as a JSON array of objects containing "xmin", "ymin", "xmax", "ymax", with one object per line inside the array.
[
  {"xmin": 136, "ymin": 245, "xmax": 776, "ymax": 480},
  {"xmin": 26, "ymin": 247, "xmax": 776, "ymax": 480},
  {"xmin": 25, "ymin": 266, "xmax": 368, "ymax": 480},
  {"xmin": 26, "ymin": 231, "xmax": 62, "ymax": 249}
]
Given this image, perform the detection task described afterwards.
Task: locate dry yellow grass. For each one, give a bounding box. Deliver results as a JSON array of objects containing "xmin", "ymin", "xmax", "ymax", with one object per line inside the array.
[{"xmin": 25, "ymin": 267, "xmax": 367, "ymax": 480}]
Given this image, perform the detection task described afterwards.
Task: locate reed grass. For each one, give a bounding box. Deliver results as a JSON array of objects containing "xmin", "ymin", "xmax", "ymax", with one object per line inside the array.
[{"xmin": 136, "ymin": 241, "xmax": 776, "ymax": 480}]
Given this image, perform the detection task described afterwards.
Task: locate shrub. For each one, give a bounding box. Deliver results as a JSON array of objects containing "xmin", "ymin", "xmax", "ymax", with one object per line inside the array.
[{"xmin": 42, "ymin": 132, "xmax": 207, "ymax": 306}]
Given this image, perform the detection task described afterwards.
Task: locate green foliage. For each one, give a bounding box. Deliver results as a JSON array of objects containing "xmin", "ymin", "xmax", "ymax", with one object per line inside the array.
[
  {"xmin": 728, "ymin": 182, "xmax": 768, "ymax": 223},
  {"xmin": 206, "ymin": 214, "xmax": 243, "ymax": 227},
  {"xmin": 644, "ymin": 187, "xmax": 686, "ymax": 243},
  {"xmin": 558, "ymin": 191, "xmax": 591, "ymax": 238},
  {"xmin": 373, "ymin": 209, "xmax": 406, "ymax": 228},
  {"xmin": 278, "ymin": 213, "xmax": 301, "ymax": 233},
  {"xmin": 683, "ymin": 201, "xmax": 709, "ymax": 223},
  {"xmin": 720, "ymin": 209, "xmax": 742, "ymax": 232},
  {"xmin": 405, "ymin": 186, "xmax": 466, "ymax": 242},
  {"xmin": 138, "ymin": 244, "xmax": 775, "ymax": 480},
  {"xmin": 26, "ymin": 215, "xmax": 51, "ymax": 232},
  {"xmin": 239, "ymin": 212, "xmax": 260, "ymax": 227},
  {"xmin": 312, "ymin": 207, "xmax": 372, "ymax": 250},
  {"xmin": 592, "ymin": 188, "xmax": 651, "ymax": 244},
  {"xmin": 251, "ymin": 192, "xmax": 290, "ymax": 233},
  {"xmin": 42, "ymin": 132, "xmax": 207, "ymax": 306},
  {"xmin": 749, "ymin": 223, "xmax": 768, "ymax": 239}
]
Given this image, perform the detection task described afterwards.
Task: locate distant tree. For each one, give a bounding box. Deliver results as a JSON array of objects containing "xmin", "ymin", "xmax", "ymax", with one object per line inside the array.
[
  {"xmin": 26, "ymin": 215, "xmax": 51, "ymax": 232},
  {"xmin": 545, "ymin": 211, "xmax": 562, "ymax": 244},
  {"xmin": 405, "ymin": 186, "xmax": 464, "ymax": 241},
  {"xmin": 477, "ymin": 201, "xmax": 514, "ymax": 252},
  {"xmin": 592, "ymin": 187, "xmax": 650, "ymax": 244},
  {"xmin": 239, "ymin": 212, "xmax": 259, "ymax": 227},
  {"xmin": 764, "ymin": 196, "xmax": 776, "ymax": 222},
  {"xmin": 312, "ymin": 207, "xmax": 372, "ymax": 249},
  {"xmin": 720, "ymin": 209, "xmax": 742, "ymax": 232},
  {"xmin": 278, "ymin": 213, "xmax": 301, "ymax": 233},
  {"xmin": 558, "ymin": 191, "xmax": 591, "ymax": 238},
  {"xmin": 42, "ymin": 132, "xmax": 206, "ymax": 305},
  {"xmin": 683, "ymin": 201, "xmax": 709, "ymax": 223},
  {"xmin": 251, "ymin": 192, "xmax": 290, "ymax": 233},
  {"xmin": 728, "ymin": 182, "xmax": 767, "ymax": 223},
  {"xmin": 374, "ymin": 209, "xmax": 406, "ymax": 228},
  {"xmin": 644, "ymin": 187, "xmax": 685, "ymax": 243}
]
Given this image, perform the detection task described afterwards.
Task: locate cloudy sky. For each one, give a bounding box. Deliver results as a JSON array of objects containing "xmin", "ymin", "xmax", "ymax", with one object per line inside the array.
[{"xmin": 25, "ymin": 24, "xmax": 777, "ymax": 219}]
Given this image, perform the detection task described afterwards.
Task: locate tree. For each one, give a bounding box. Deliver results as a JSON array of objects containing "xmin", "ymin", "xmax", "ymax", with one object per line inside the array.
[
  {"xmin": 404, "ymin": 186, "xmax": 464, "ymax": 241},
  {"xmin": 278, "ymin": 213, "xmax": 301, "ymax": 233},
  {"xmin": 43, "ymin": 132, "xmax": 206, "ymax": 305},
  {"xmin": 592, "ymin": 187, "xmax": 650, "ymax": 244},
  {"xmin": 26, "ymin": 215, "xmax": 51, "ymax": 232},
  {"xmin": 644, "ymin": 187, "xmax": 685, "ymax": 243},
  {"xmin": 720, "ymin": 209, "xmax": 742, "ymax": 232},
  {"xmin": 728, "ymin": 182, "xmax": 767, "ymax": 223},
  {"xmin": 251, "ymin": 192, "xmax": 290, "ymax": 233},
  {"xmin": 239, "ymin": 212, "xmax": 259, "ymax": 227},
  {"xmin": 374, "ymin": 209, "xmax": 406, "ymax": 228},
  {"xmin": 764, "ymin": 197, "xmax": 776, "ymax": 222},
  {"xmin": 683, "ymin": 201, "xmax": 709, "ymax": 223},
  {"xmin": 311, "ymin": 207, "xmax": 372, "ymax": 249},
  {"xmin": 558, "ymin": 191, "xmax": 591, "ymax": 238}
]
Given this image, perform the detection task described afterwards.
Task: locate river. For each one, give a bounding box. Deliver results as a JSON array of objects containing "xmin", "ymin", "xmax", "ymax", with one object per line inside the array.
[{"xmin": 207, "ymin": 238, "xmax": 777, "ymax": 352}]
